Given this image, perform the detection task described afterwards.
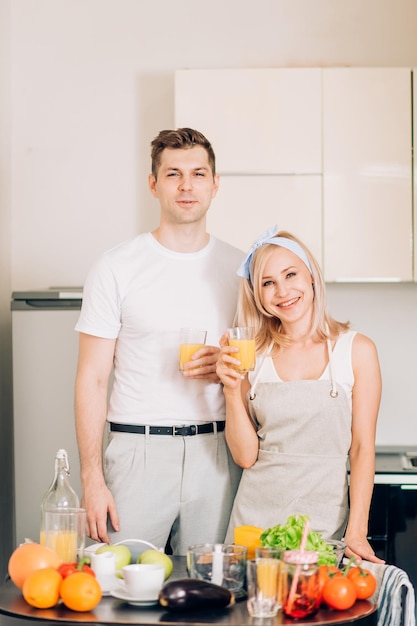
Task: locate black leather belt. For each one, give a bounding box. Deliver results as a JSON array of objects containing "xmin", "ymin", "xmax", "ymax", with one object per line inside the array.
[{"xmin": 110, "ymin": 421, "xmax": 225, "ymax": 436}]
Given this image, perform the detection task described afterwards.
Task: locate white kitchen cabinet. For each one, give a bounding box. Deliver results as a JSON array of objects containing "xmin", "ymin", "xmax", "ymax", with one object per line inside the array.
[
  {"xmin": 322, "ymin": 68, "xmax": 412, "ymax": 282},
  {"xmin": 175, "ymin": 69, "xmax": 322, "ymax": 175},
  {"xmin": 414, "ymin": 68, "xmax": 417, "ymax": 282},
  {"xmin": 175, "ymin": 67, "xmax": 414, "ymax": 282},
  {"xmin": 208, "ymin": 175, "xmax": 322, "ymax": 263}
]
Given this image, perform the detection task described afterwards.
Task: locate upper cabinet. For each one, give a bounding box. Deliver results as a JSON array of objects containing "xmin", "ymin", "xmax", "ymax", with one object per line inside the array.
[
  {"xmin": 207, "ymin": 175, "xmax": 323, "ymax": 263},
  {"xmin": 414, "ymin": 68, "xmax": 417, "ymax": 282},
  {"xmin": 175, "ymin": 68, "xmax": 414, "ymax": 282},
  {"xmin": 322, "ymin": 68, "xmax": 412, "ymax": 282},
  {"xmin": 175, "ymin": 69, "xmax": 322, "ymax": 175}
]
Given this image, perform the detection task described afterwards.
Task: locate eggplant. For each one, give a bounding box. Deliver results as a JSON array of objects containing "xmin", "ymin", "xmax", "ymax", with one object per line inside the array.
[{"xmin": 158, "ymin": 578, "xmax": 234, "ymax": 612}]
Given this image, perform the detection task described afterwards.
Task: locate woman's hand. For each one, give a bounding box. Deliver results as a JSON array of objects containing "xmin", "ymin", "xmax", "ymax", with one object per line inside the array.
[{"xmin": 344, "ymin": 535, "xmax": 385, "ymax": 565}]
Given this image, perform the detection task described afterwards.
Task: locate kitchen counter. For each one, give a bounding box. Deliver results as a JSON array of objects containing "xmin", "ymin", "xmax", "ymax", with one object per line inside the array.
[
  {"xmin": 0, "ymin": 558, "xmax": 377, "ymax": 626},
  {"xmin": 374, "ymin": 447, "xmax": 417, "ymax": 485}
]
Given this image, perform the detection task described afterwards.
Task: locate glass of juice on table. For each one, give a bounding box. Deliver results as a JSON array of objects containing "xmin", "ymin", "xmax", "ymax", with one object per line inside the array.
[
  {"xmin": 179, "ymin": 328, "xmax": 207, "ymax": 371},
  {"xmin": 227, "ymin": 327, "xmax": 256, "ymax": 372},
  {"xmin": 246, "ymin": 558, "xmax": 281, "ymax": 618},
  {"xmin": 43, "ymin": 507, "xmax": 86, "ymax": 562}
]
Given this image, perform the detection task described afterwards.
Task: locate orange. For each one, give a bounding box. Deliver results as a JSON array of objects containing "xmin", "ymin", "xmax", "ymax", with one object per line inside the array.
[
  {"xmin": 22, "ymin": 567, "xmax": 63, "ymax": 609},
  {"xmin": 60, "ymin": 572, "xmax": 102, "ymax": 612},
  {"xmin": 8, "ymin": 543, "xmax": 62, "ymax": 589}
]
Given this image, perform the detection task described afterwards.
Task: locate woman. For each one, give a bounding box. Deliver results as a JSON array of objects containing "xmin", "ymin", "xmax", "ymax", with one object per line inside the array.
[{"xmin": 217, "ymin": 226, "xmax": 384, "ymax": 564}]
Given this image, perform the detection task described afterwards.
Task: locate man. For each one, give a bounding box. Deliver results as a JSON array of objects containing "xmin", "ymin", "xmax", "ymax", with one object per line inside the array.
[{"xmin": 74, "ymin": 128, "xmax": 243, "ymax": 555}]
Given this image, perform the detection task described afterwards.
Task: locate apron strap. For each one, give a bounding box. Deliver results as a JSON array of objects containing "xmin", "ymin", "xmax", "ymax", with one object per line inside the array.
[
  {"xmin": 249, "ymin": 343, "xmax": 273, "ymax": 400},
  {"xmin": 327, "ymin": 338, "xmax": 339, "ymax": 398}
]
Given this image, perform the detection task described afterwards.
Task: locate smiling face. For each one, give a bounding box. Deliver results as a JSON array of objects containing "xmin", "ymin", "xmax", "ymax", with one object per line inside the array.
[
  {"xmin": 260, "ymin": 246, "xmax": 314, "ymax": 327},
  {"xmin": 148, "ymin": 146, "xmax": 219, "ymax": 227}
]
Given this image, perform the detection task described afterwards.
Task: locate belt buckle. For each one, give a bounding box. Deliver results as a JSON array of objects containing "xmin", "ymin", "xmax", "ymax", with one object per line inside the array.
[{"xmin": 174, "ymin": 425, "xmax": 196, "ymax": 436}]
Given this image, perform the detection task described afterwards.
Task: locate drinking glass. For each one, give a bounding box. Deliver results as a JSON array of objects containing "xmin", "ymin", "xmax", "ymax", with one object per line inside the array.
[
  {"xmin": 179, "ymin": 328, "xmax": 207, "ymax": 371},
  {"xmin": 227, "ymin": 327, "xmax": 256, "ymax": 372}
]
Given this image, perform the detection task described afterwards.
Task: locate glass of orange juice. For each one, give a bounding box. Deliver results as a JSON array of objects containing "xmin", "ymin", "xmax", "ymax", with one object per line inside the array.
[
  {"xmin": 179, "ymin": 328, "xmax": 207, "ymax": 371},
  {"xmin": 255, "ymin": 547, "xmax": 284, "ymax": 609},
  {"xmin": 246, "ymin": 558, "xmax": 281, "ymax": 617},
  {"xmin": 227, "ymin": 327, "xmax": 256, "ymax": 372},
  {"xmin": 43, "ymin": 507, "xmax": 86, "ymax": 563}
]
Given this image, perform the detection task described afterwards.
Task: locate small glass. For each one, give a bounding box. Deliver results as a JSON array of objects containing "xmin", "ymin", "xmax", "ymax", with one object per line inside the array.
[
  {"xmin": 227, "ymin": 327, "xmax": 256, "ymax": 372},
  {"xmin": 255, "ymin": 546, "xmax": 284, "ymax": 609},
  {"xmin": 282, "ymin": 549, "xmax": 320, "ymax": 619},
  {"xmin": 179, "ymin": 328, "xmax": 207, "ymax": 371},
  {"xmin": 246, "ymin": 558, "xmax": 281, "ymax": 618},
  {"xmin": 187, "ymin": 543, "xmax": 247, "ymax": 592}
]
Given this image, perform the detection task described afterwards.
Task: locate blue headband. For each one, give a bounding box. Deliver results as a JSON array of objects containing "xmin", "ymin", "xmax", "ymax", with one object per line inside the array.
[{"xmin": 237, "ymin": 225, "xmax": 313, "ymax": 282}]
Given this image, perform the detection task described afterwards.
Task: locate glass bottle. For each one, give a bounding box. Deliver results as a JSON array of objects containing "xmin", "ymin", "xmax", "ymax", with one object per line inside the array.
[
  {"xmin": 40, "ymin": 448, "xmax": 80, "ymax": 544},
  {"xmin": 282, "ymin": 549, "xmax": 320, "ymax": 619}
]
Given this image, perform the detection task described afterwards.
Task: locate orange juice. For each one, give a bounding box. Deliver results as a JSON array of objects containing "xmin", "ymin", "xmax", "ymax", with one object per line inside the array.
[
  {"xmin": 179, "ymin": 343, "xmax": 205, "ymax": 370},
  {"xmin": 228, "ymin": 338, "xmax": 256, "ymax": 372},
  {"xmin": 257, "ymin": 558, "xmax": 281, "ymax": 598},
  {"xmin": 41, "ymin": 529, "xmax": 78, "ymax": 562}
]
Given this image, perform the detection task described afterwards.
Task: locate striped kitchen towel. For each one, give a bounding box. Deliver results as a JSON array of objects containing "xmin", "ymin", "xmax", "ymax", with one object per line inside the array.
[
  {"xmin": 377, "ymin": 564, "xmax": 415, "ymax": 626},
  {"xmin": 345, "ymin": 560, "xmax": 415, "ymax": 626}
]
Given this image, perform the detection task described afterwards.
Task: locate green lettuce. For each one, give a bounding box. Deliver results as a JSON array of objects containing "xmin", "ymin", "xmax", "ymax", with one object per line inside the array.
[{"xmin": 260, "ymin": 514, "xmax": 338, "ymax": 566}]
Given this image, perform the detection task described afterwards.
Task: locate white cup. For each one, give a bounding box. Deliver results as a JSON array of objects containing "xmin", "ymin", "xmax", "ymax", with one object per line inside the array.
[
  {"xmin": 91, "ymin": 551, "xmax": 117, "ymax": 590},
  {"xmin": 122, "ymin": 563, "xmax": 165, "ymax": 600}
]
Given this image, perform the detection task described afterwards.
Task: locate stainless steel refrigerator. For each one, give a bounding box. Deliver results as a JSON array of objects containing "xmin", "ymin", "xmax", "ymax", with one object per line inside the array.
[{"xmin": 11, "ymin": 288, "xmax": 83, "ymax": 545}]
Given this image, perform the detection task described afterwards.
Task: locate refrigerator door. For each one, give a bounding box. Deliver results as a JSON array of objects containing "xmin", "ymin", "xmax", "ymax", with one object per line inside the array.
[{"xmin": 12, "ymin": 289, "xmax": 83, "ymax": 545}]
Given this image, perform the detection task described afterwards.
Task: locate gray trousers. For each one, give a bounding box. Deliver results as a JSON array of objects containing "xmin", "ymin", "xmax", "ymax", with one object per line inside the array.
[{"xmin": 104, "ymin": 428, "xmax": 241, "ymax": 556}]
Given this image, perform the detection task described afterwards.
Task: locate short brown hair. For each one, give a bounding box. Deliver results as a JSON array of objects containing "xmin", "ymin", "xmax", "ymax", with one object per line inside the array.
[{"xmin": 150, "ymin": 128, "xmax": 216, "ymax": 179}]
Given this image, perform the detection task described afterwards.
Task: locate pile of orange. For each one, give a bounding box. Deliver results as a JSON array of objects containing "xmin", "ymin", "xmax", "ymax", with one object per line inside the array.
[{"xmin": 8, "ymin": 544, "xmax": 102, "ymax": 612}]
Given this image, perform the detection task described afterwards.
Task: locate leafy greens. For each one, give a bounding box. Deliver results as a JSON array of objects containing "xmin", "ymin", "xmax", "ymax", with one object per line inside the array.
[{"xmin": 260, "ymin": 514, "xmax": 339, "ymax": 566}]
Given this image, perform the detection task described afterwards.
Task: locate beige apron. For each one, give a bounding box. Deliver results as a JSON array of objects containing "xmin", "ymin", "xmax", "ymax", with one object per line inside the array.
[{"xmin": 226, "ymin": 340, "xmax": 351, "ymax": 542}]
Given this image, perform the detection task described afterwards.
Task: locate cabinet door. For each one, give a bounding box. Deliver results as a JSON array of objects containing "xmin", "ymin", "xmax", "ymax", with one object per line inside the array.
[
  {"xmin": 207, "ymin": 175, "xmax": 322, "ymax": 264},
  {"xmin": 175, "ymin": 69, "xmax": 322, "ymax": 175},
  {"xmin": 414, "ymin": 68, "xmax": 417, "ymax": 281},
  {"xmin": 323, "ymin": 68, "xmax": 412, "ymax": 282}
]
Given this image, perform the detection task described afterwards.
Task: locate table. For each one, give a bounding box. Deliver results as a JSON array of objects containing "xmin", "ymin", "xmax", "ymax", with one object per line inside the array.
[{"xmin": 0, "ymin": 558, "xmax": 377, "ymax": 626}]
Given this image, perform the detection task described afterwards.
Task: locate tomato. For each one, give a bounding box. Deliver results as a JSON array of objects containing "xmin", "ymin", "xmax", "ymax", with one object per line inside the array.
[
  {"xmin": 317, "ymin": 565, "xmax": 343, "ymax": 603},
  {"xmin": 322, "ymin": 577, "xmax": 357, "ymax": 610},
  {"xmin": 58, "ymin": 561, "xmax": 95, "ymax": 579},
  {"xmin": 347, "ymin": 567, "xmax": 377, "ymax": 600}
]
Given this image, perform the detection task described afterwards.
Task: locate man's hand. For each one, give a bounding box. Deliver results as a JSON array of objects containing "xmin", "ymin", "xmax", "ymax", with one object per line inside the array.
[
  {"xmin": 181, "ymin": 345, "xmax": 221, "ymax": 382},
  {"xmin": 82, "ymin": 481, "xmax": 120, "ymax": 544}
]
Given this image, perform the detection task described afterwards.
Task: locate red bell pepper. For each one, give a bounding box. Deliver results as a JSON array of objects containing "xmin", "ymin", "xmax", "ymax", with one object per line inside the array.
[{"xmin": 57, "ymin": 558, "xmax": 95, "ymax": 578}]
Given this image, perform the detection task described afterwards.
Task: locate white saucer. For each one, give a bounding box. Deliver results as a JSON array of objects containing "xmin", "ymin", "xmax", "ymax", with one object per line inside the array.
[{"xmin": 110, "ymin": 585, "xmax": 160, "ymax": 607}]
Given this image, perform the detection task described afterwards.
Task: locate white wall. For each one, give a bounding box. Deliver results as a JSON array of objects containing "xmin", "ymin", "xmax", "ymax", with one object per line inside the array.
[
  {"xmin": 1, "ymin": 2, "xmax": 417, "ymax": 563},
  {"xmin": 7, "ymin": 0, "xmax": 417, "ymax": 289}
]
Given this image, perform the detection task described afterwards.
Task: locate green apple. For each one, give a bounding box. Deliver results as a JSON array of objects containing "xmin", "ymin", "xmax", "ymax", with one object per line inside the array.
[
  {"xmin": 95, "ymin": 544, "xmax": 132, "ymax": 571},
  {"xmin": 137, "ymin": 549, "xmax": 173, "ymax": 580}
]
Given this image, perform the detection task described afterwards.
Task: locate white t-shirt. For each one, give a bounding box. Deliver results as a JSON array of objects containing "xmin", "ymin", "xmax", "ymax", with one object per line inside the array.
[{"xmin": 75, "ymin": 233, "xmax": 244, "ymax": 425}]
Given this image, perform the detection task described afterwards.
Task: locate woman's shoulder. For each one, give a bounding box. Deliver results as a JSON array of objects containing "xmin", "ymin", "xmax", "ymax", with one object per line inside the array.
[{"xmin": 351, "ymin": 331, "xmax": 379, "ymax": 358}]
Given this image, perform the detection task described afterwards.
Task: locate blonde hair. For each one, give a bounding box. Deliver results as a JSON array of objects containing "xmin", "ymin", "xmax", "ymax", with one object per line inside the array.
[{"xmin": 236, "ymin": 230, "xmax": 350, "ymax": 354}]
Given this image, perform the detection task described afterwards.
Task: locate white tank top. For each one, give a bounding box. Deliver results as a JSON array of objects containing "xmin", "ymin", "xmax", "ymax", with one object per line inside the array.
[{"xmin": 249, "ymin": 330, "xmax": 357, "ymax": 413}]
